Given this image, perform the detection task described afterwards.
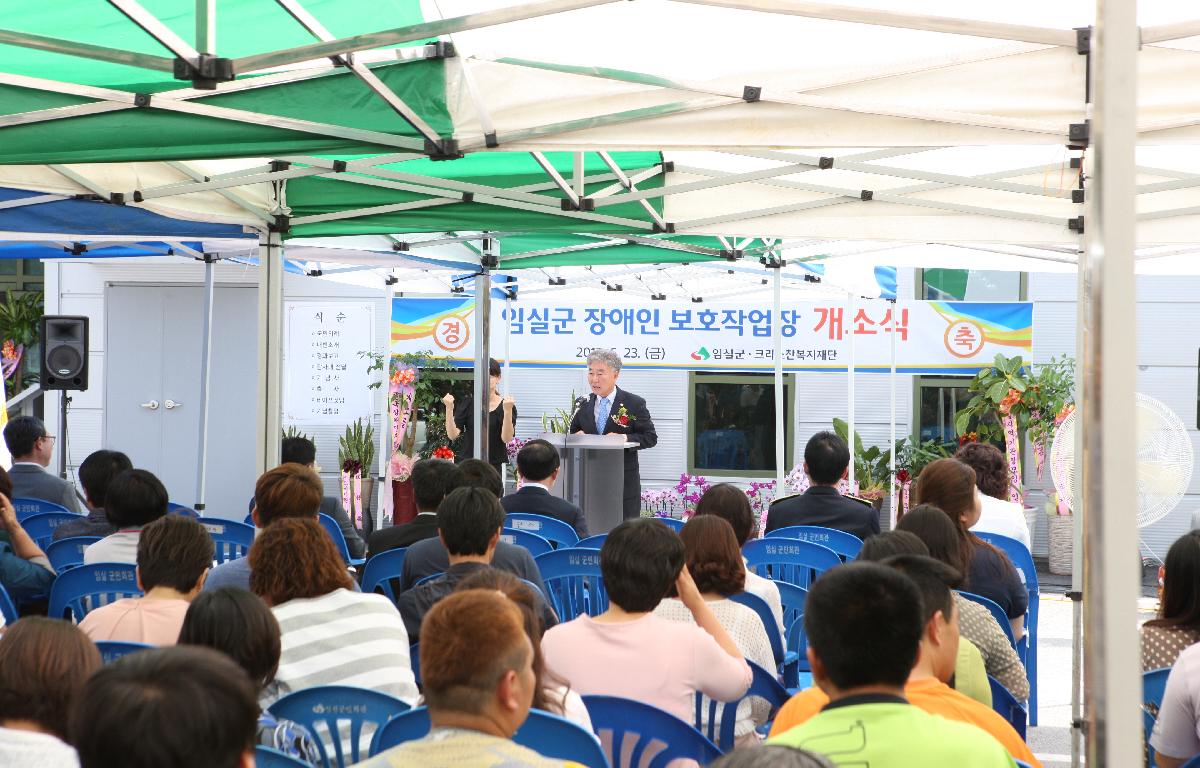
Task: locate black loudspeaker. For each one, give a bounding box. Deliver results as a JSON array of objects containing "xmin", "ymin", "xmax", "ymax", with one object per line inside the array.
[{"xmin": 40, "ymin": 316, "xmax": 89, "ymax": 391}]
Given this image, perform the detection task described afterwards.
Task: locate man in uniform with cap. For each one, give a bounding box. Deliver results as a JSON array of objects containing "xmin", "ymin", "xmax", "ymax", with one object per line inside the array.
[{"xmin": 765, "ymin": 431, "xmax": 879, "ymax": 540}]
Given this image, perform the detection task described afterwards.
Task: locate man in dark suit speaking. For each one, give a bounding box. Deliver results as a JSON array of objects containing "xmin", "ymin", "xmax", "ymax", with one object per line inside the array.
[
  {"xmin": 501, "ymin": 439, "xmax": 588, "ymax": 537},
  {"xmin": 568, "ymin": 349, "xmax": 657, "ymax": 520}
]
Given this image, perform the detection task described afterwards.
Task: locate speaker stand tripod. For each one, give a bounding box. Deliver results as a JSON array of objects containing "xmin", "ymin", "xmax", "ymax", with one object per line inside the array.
[{"xmin": 58, "ymin": 393, "xmax": 71, "ymax": 481}]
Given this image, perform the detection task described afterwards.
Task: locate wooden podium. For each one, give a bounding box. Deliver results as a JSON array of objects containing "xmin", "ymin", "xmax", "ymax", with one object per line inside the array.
[{"xmin": 538, "ymin": 432, "xmax": 633, "ymax": 535}]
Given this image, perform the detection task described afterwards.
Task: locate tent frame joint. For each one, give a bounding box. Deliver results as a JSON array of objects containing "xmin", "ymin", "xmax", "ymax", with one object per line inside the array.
[
  {"xmin": 1069, "ymin": 119, "xmax": 1091, "ymax": 149},
  {"xmin": 485, "ymin": 132, "xmax": 499, "ymax": 148},
  {"xmin": 269, "ymin": 215, "xmax": 291, "ymax": 234},
  {"xmin": 819, "ymin": 157, "xmax": 834, "ymax": 170},
  {"xmin": 560, "ymin": 197, "xmax": 596, "ymax": 212},
  {"xmin": 174, "ymin": 53, "xmax": 234, "ymax": 90},
  {"xmin": 652, "ymin": 222, "xmax": 676, "ymax": 234},
  {"xmin": 722, "ymin": 250, "xmax": 743, "ymax": 262},
  {"xmin": 1075, "ymin": 26, "xmax": 1092, "ymax": 55},
  {"xmin": 425, "ymin": 138, "xmax": 464, "ymax": 161},
  {"xmin": 859, "ymin": 190, "xmax": 873, "ymax": 201},
  {"xmin": 742, "ymin": 85, "xmax": 761, "ymax": 102},
  {"xmin": 1068, "ymin": 215, "xmax": 1085, "ymax": 233}
]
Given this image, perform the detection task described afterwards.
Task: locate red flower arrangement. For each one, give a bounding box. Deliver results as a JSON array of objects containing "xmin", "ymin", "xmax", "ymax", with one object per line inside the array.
[
  {"xmin": 432, "ymin": 446, "xmax": 455, "ymax": 461},
  {"xmin": 895, "ymin": 468, "xmax": 911, "ymax": 484},
  {"xmin": 958, "ymin": 431, "xmax": 979, "ymax": 447}
]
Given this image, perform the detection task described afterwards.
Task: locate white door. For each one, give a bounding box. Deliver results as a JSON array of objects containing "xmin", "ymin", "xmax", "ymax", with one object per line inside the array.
[{"xmin": 104, "ymin": 285, "xmax": 257, "ymax": 518}]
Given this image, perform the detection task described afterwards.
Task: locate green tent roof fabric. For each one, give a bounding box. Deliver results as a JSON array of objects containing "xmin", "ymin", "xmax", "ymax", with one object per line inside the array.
[
  {"xmin": 0, "ymin": 0, "xmax": 448, "ymax": 163},
  {"xmin": 494, "ymin": 234, "xmax": 728, "ymax": 268},
  {"xmin": 283, "ymin": 151, "xmax": 665, "ymax": 237}
]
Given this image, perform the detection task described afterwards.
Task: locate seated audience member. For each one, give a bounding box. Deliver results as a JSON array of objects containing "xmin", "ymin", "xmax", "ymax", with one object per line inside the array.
[
  {"xmin": 655, "ymin": 515, "xmax": 775, "ymax": 744},
  {"xmin": 79, "ymin": 514, "xmax": 212, "ymax": 645},
  {"xmin": 1143, "ymin": 530, "xmax": 1200, "ymax": 671},
  {"xmin": 765, "ymin": 431, "xmax": 878, "ymax": 539},
  {"xmin": 913, "ymin": 459, "xmax": 1027, "ymax": 635},
  {"xmin": 279, "ymin": 436, "xmax": 367, "ymax": 554},
  {"xmin": 401, "ymin": 461, "xmax": 548, "ymax": 596},
  {"xmin": 501, "ymin": 440, "xmax": 587, "ymax": 537},
  {"xmin": 897, "ymin": 504, "xmax": 1029, "ymax": 700},
  {"xmin": 765, "ymin": 562, "xmax": 1016, "ymax": 767},
  {"xmin": 250, "ymin": 517, "xmax": 417, "ymax": 704},
  {"xmin": 83, "ymin": 469, "xmax": 168, "ymax": 565},
  {"xmin": 399, "ymin": 486, "xmax": 556, "ymax": 642},
  {"xmin": 709, "ymin": 745, "xmax": 834, "ymax": 768},
  {"xmin": 207, "ymin": 464, "xmax": 323, "ymax": 592},
  {"xmin": 71, "ymin": 646, "xmax": 258, "ymax": 768},
  {"xmin": 4, "ymin": 415, "xmax": 81, "ymax": 512},
  {"xmin": 459, "ymin": 458, "xmax": 504, "ymax": 497},
  {"xmin": 694, "ymin": 482, "xmax": 783, "ymax": 634},
  {"xmin": 178, "ymin": 587, "xmax": 320, "ymax": 764},
  {"xmin": 53, "ymin": 450, "xmax": 133, "ymax": 541},
  {"xmin": 456, "ymin": 569, "xmax": 592, "ymax": 730},
  {"xmin": 356, "ymin": 590, "xmax": 570, "ymax": 768},
  {"xmin": 1152, "ymin": 638, "xmax": 1200, "ymax": 768},
  {"xmin": 0, "ymin": 479, "xmax": 55, "ymax": 603},
  {"xmin": 542, "ymin": 518, "xmax": 751, "ymax": 724},
  {"xmin": 857, "ymin": 530, "xmax": 991, "ymax": 707},
  {"xmin": 955, "ymin": 442, "xmax": 1031, "ymax": 549},
  {"xmin": 769, "ymin": 556, "xmax": 1039, "ymax": 766},
  {"xmin": 0, "ymin": 617, "xmax": 101, "ymax": 766},
  {"xmin": 366, "ymin": 459, "xmax": 464, "ymax": 559}
]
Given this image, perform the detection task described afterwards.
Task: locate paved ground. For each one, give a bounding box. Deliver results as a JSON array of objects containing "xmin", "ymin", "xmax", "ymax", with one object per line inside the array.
[{"xmin": 1025, "ymin": 564, "xmax": 1159, "ymax": 766}]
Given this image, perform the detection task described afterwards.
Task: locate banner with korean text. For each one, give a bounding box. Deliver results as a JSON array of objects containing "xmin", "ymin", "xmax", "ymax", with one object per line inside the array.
[{"xmin": 390, "ymin": 298, "xmax": 1032, "ymax": 374}]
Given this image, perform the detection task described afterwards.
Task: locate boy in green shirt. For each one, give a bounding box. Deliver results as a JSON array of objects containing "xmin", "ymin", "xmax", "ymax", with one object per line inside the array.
[{"xmin": 766, "ymin": 562, "xmax": 1017, "ymax": 767}]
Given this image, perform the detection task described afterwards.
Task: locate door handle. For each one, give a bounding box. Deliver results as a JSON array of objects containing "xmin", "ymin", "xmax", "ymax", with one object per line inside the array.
[
  {"xmin": 139, "ymin": 400, "xmax": 159, "ymax": 410},
  {"xmin": 164, "ymin": 399, "xmax": 182, "ymax": 410}
]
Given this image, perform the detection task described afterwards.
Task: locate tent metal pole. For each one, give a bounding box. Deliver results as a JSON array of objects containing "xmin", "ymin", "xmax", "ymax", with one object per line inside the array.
[
  {"xmin": 847, "ymin": 292, "xmax": 856, "ymax": 494},
  {"xmin": 196, "ymin": 0, "xmax": 215, "ymax": 54},
  {"xmin": 888, "ymin": 305, "xmax": 897, "ymax": 527},
  {"xmin": 255, "ymin": 229, "xmax": 284, "ymax": 475},
  {"xmin": 194, "ymin": 254, "xmax": 216, "ymax": 513},
  {"xmin": 0, "ymin": 28, "xmax": 174, "ymax": 72},
  {"xmin": 108, "ymin": 0, "xmax": 202, "ymax": 65},
  {"xmin": 1082, "ymin": 1, "xmax": 1141, "ymax": 764},
  {"xmin": 1071, "ymin": 241, "xmax": 1088, "ymax": 768},
  {"xmin": 473, "ymin": 237, "xmax": 496, "ymax": 464},
  {"xmin": 772, "ymin": 259, "xmax": 785, "ymax": 496}
]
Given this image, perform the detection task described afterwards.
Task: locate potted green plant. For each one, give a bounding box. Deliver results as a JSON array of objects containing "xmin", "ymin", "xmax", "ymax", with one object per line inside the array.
[
  {"xmin": 541, "ymin": 391, "xmax": 582, "ymax": 434},
  {"xmin": 0, "ymin": 290, "xmax": 43, "ymax": 398}
]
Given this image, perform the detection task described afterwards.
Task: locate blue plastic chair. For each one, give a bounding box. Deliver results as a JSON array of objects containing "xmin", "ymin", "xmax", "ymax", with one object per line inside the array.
[
  {"xmin": 0, "ymin": 582, "xmax": 16, "ymax": 624},
  {"xmin": 976, "ymin": 531, "xmax": 1040, "ymax": 725},
  {"xmin": 576, "ymin": 534, "xmax": 608, "ymax": 549},
  {"xmin": 413, "ymin": 572, "xmax": 443, "ymax": 587},
  {"xmin": 501, "ymin": 527, "xmax": 554, "ymax": 558},
  {"xmin": 583, "ymin": 695, "xmax": 721, "ymax": 768},
  {"xmin": 655, "ymin": 516, "xmax": 685, "ymax": 533},
  {"xmin": 696, "ymin": 660, "xmax": 790, "ymax": 751},
  {"xmin": 20, "ymin": 511, "xmax": 84, "ymax": 549},
  {"xmin": 766, "ymin": 525, "xmax": 863, "ymax": 560},
  {"xmin": 1181, "ymin": 755, "xmax": 1200, "ymax": 768},
  {"xmin": 48, "ymin": 562, "xmax": 141, "ymax": 622},
  {"xmin": 988, "ymin": 675, "xmax": 1027, "ymax": 740},
  {"xmin": 45, "ymin": 535, "xmax": 101, "ymax": 572},
  {"xmin": 773, "ymin": 580, "xmax": 808, "ymax": 637},
  {"xmin": 370, "ymin": 706, "xmax": 609, "ymax": 767},
  {"xmin": 958, "ymin": 591, "xmax": 1021, "ymax": 651},
  {"xmin": 167, "ymin": 502, "xmax": 199, "ymax": 517},
  {"xmin": 505, "ymin": 513, "xmax": 580, "ymax": 548},
  {"xmin": 785, "ymin": 616, "xmax": 813, "ymax": 690},
  {"xmin": 243, "ymin": 513, "xmax": 255, "ymax": 526},
  {"xmin": 361, "ymin": 548, "xmax": 407, "ymax": 604},
  {"xmin": 95, "ymin": 640, "xmax": 154, "ymax": 664},
  {"xmin": 730, "ymin": 590, "xmax": 797, "ymax": 686},
  {"xmin": 255, "ymin": 746, "xmax": 312, "ymax": 768},
  {"xmin": 319, "ymin": 513, "xmax": 366, "ymax": 567},
  {"xmin": 743, "ymin": 538, "xmax": 841, "ymax": 589},
  {"xmin": 12, "ymin": 497, "xmax": 71, "ymax": 521},
  {"xmin": 196, "ymin": 517, "xmax": 255, "ymax": 564},
  {"xmin": 268, "ymin": 685, "xmax": 411, "ymax": 768},
  {"xmin": 1145, "ymin": 667, "xmax": 1171, "ymax": 768},
  {"xmin": 535, "ymin": 548, "xmax": 607, "ymax": 621}
]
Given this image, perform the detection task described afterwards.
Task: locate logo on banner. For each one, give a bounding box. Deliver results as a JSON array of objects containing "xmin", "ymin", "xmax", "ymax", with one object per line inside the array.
[
  {"xmin": 690, "ymin": 347, "xmax": 711, "ymax": 361},
  {"xmin": 945, "ymin": 320, "xmax": 985, "ymax": 358},
  {"xmin": 434, "ymin": 316, "xmax": 470, "ymax": 352}
]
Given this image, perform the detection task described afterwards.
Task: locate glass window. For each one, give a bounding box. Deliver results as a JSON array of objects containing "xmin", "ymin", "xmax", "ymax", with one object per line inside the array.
[
  {"xmin": 921, "ymin": 268, "xmax": 1022, "ymax": 302},
  {"xmin": 0, "ymin": 260, "xmax": 45, "ymax": 294},
  {"xmin": 914, "ymin": 377, "xmax": 1004, "ymax": 451},
  {"xmin": 688, "ymin": 373, "xmax": 793, "ymax": 477}
]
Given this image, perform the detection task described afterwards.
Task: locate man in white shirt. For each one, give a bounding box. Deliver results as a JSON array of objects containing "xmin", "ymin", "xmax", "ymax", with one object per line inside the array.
[
  {"xmin": 500, "ymin": 440, "xmax": 588, "ymax": 538},
  {"xmin": 84, "ymin": 469, "xmax": 169, "ymax": 565},
  {"xmin": 2, "ymin": 415, "xmax": 81, "ymax": 512}
]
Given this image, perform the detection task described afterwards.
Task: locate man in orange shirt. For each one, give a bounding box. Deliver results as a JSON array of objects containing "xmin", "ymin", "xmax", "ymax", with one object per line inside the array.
[{"xmin": 768, "ymin": 555, "xmax": 1040, "ymax": 767}]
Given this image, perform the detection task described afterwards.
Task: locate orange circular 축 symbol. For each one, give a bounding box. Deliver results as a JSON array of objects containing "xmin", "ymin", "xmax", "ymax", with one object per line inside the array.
[
  {"xmin": 944, "ymin": 320, "xmax": 986, "ymax": 359},
  {"xmin": 433, "ymin": 315, "xmax": 470, "ymax": 352}
]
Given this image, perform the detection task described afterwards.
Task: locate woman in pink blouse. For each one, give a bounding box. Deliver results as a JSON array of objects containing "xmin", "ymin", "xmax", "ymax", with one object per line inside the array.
[{"xmin": 541, "ymin": 518, "xmax": 751, "ymax": 724}]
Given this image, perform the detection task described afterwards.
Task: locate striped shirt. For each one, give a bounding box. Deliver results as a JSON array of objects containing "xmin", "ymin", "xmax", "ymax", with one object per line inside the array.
[{"xmin": 269, "ymin": 589, "xmax": 418, "ymax": 705}]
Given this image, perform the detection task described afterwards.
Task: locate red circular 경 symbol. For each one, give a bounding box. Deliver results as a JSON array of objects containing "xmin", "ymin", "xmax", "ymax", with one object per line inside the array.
[
  {"xmin": 944, "ymin": 320, "xmax": 985, "ymax": 359},
  {"xmin": 434, "ymin": 315, "xmax": 470, "ymax": 352}
]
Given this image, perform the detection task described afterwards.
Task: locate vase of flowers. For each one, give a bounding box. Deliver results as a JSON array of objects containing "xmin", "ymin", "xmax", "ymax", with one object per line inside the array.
[{"xmin": 338, "ymin": 419, "xmax": 375, "ymax": 533}]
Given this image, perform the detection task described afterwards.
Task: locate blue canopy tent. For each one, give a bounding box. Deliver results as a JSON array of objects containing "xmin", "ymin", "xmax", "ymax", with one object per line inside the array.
[{"xmin": 0, "ymin": 187, "xmax": 258, "ymax": 511}]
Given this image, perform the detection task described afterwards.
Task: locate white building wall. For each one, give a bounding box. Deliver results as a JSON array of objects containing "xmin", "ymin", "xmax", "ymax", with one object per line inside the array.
[{"xmin": 47, "ymin": 257, "xmax": 390, "ymax": 504}]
